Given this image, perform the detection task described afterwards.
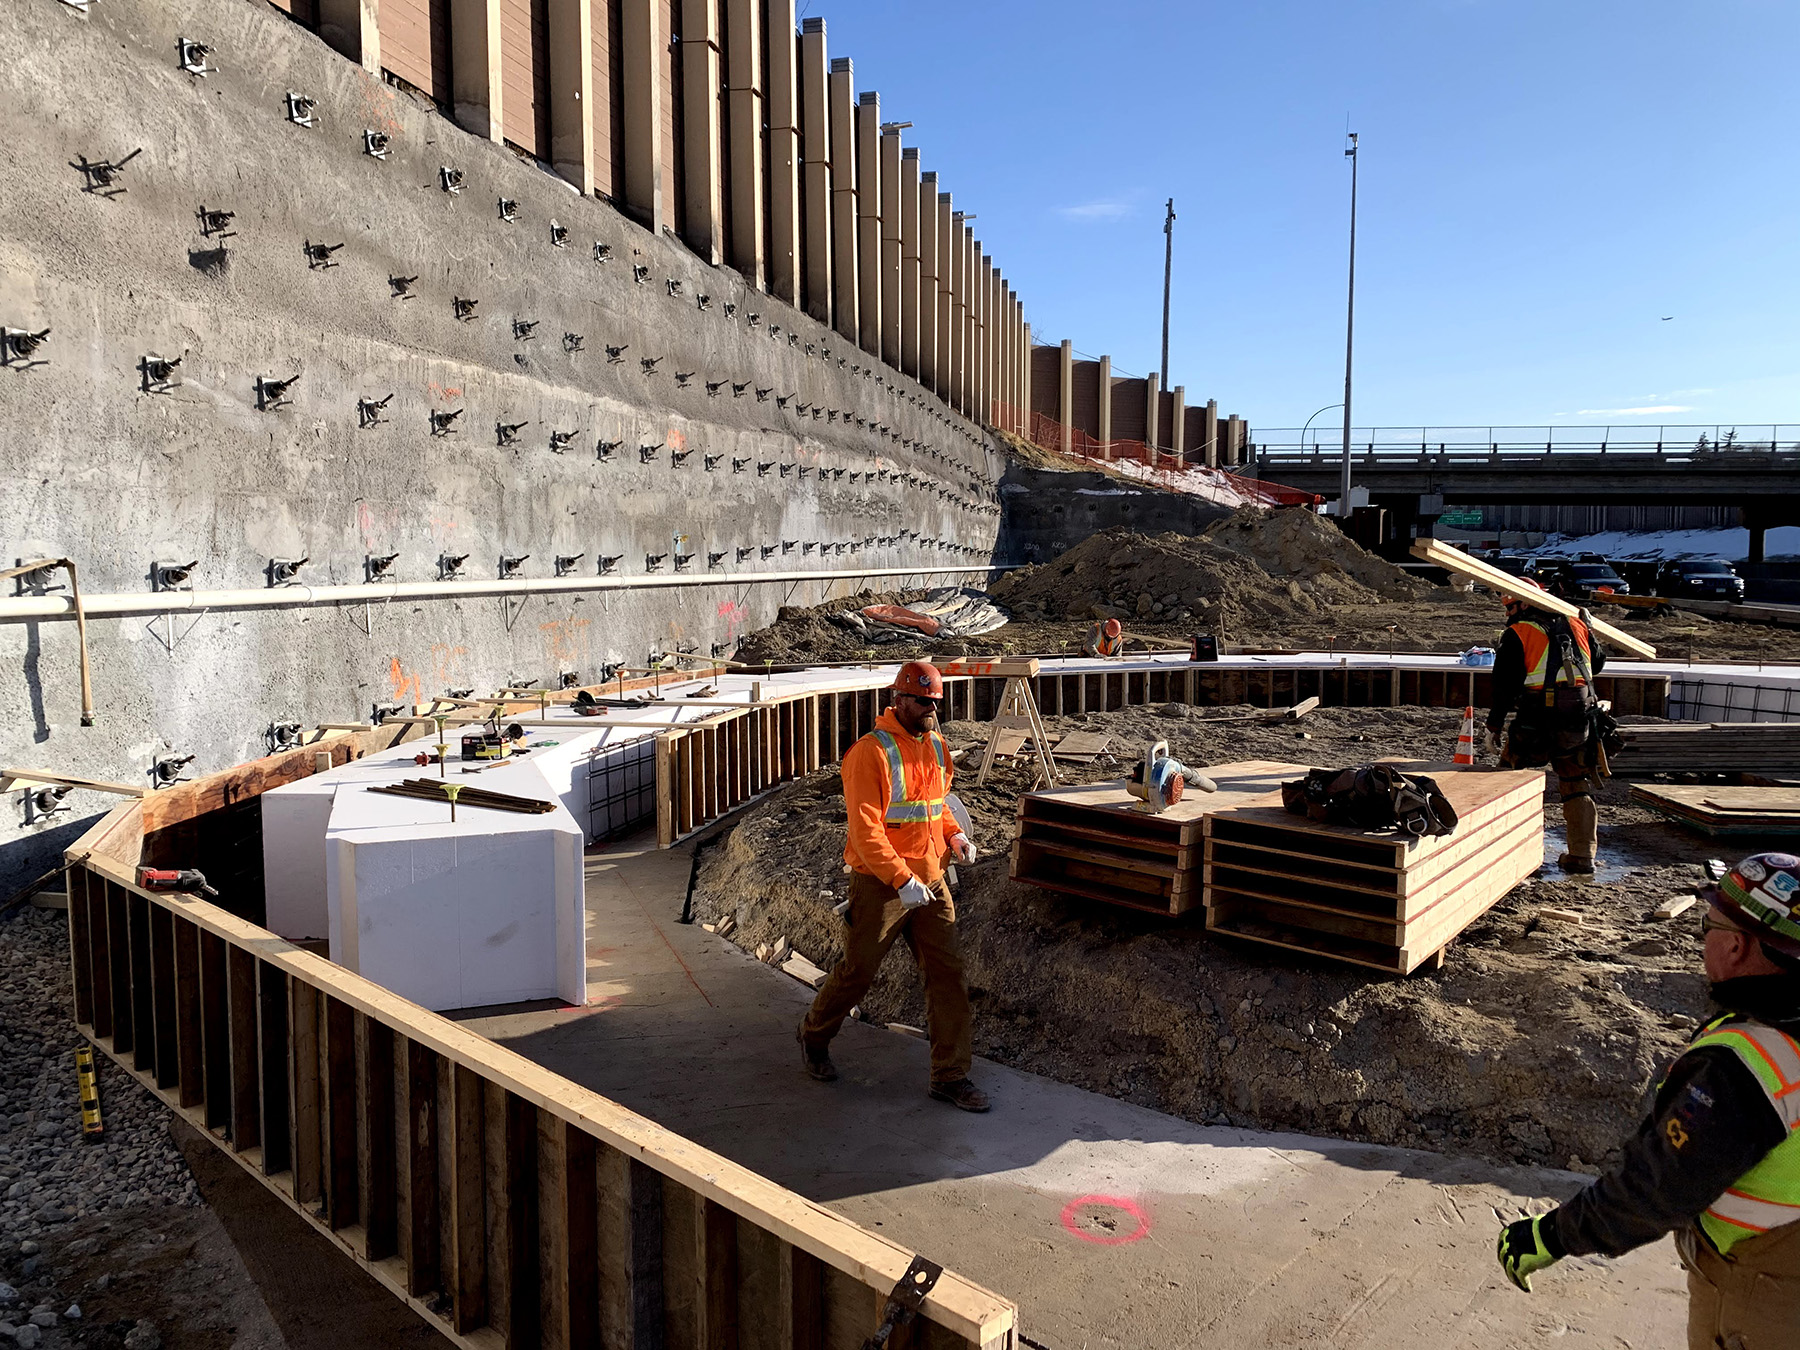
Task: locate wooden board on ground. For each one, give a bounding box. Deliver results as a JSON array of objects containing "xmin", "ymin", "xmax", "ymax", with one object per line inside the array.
[
  {"xmin": 1629, "ymin": 783, "xmax": 1800, "ymax": 837},
  {"xmin": 1049, "ymin": 731, "xmax": 1112, "ymax": 762},
  {"xmin": 1202, "ymin": 763, "xmax": 1546, "ymax": 975},
  {"xmin": 1011, "ymin": 762, "xmax": 1308, "ymax": 917},
  {"xmin": 1409, "ymin": 538, "xmax": 1656, "ymax": 659}
]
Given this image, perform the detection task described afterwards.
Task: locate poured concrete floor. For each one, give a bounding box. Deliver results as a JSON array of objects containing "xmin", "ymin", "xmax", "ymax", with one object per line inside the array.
[{"xmin": 456, "ymin": 835, "xmax": 1687, "ymax": 1349}]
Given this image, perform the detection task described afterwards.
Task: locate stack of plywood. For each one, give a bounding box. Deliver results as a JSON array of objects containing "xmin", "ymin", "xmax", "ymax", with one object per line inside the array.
[
  {"xmin": 1202, "ymin": 766, "xmax": 1545, "ymax": 974},
  {"xmin": 1612, "ymin": 722, "xmax": 1800, "ymax": 777},
  {"xmin": 1010, "ymin": 762, "xmax": 1303, "ymax": 916},
  {"xmin": 1629, "ymin": 784, "xmax": 1800, "ymax": 837}
]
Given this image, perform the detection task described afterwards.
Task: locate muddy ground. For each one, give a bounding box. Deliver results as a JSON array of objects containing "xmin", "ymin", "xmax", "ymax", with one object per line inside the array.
[
  {"xmin": 732, "ymin": 515, "xmax": 1800, "ymax": 666},
  {"xmin": 692, "ymin": 703, "xmax": 1737, "ymax": 1172}
]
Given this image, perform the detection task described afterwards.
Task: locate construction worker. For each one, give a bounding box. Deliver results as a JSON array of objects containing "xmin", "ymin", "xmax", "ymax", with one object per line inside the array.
[
  {"xmin": 1497, "ymin": 852, "xmax": 1800, "ymax": 1348},
  {"xmin": 1084, "ymin": 617, "xmax": 1124, "ymax": 658},
  {"xmin": 1484, "ymin": 577, "xmax": 1609, "ymax": 873},
  {"xmin": 798, "ymin": 660, "xmax": 989, "ymax": 1112}
]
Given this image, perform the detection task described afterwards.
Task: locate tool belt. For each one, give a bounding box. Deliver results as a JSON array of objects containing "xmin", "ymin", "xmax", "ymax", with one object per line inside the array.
[{"xmin": 1281, "ymin": 764, "xmax": 1459, "ymax": 838}]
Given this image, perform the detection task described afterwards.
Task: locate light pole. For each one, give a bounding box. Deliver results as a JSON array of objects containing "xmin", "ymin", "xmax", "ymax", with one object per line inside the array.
[
  {"xmin": 1339, "ymin": 132, "xmax": 1359, "ymax": 515},
  {"xmin": 1160, "ymin": 199, "xmax": 1176, "ymax": 389}
]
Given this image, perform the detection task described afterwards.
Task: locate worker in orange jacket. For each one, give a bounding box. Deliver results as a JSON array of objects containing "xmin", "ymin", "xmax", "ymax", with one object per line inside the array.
[{"xmin": 799, "ymin": 660, "xmax": 989, "ymax": 1111}]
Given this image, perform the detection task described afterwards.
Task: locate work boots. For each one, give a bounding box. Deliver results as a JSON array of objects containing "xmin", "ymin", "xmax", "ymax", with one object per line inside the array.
[
  {"xmin": 1558, "ymin": 795, "xmax": 1599, "ymax": 874},
  {"xmin": 797, "ymin": 1024, "xmax": 837, "ymax": 1082},
  {"xmin": 928, "ymin": 1079, "xmax": 991, "ymax": 1113}
]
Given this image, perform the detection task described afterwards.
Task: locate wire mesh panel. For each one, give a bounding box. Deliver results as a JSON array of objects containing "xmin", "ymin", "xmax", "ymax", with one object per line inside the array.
[{"xmin": 587, "ymin": 738, "xmax": 659, "ymax": 841}]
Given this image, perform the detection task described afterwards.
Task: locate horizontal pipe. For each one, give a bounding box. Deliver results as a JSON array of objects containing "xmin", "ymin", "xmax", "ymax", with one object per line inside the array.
[{"xmin": 0, "ymin": 564, "xmax": 1012, "ymax": 624}]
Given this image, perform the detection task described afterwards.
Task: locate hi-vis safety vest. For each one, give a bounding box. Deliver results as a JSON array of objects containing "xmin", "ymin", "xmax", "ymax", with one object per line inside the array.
[
  {"xmin": 1684, "ymin": 1015, "xmax": 1800, "ymax": 1253},
  {"xmin": 870, "ymin": 729, "xmax": 948, "ymax": 830},
  {"xmin": 1511, "ymin": 615, "xmax": 1594, "ymax": 704}
]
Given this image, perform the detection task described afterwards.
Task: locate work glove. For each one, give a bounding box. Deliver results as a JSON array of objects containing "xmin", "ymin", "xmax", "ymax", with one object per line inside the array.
[
  {"xmin": 1496, "ymin": 1215, "xmax": 1562, "ymax": 1293},
  {"xmin": 897, "ymin": 876, "xmax": 934, "ymax": 910},
  {"xmin": 1483, "ymin": 727, "xmax": 1503, "ymax": 757},
  {"xmin": 950, "ymin": 832, "xmax": 977, "ymax": 865}
]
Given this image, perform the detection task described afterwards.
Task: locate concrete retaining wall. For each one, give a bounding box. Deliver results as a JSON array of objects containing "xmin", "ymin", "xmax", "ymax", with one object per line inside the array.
[{"xmin": 0, "ymin": 0, "xmax": 1002, "ymax": 890}]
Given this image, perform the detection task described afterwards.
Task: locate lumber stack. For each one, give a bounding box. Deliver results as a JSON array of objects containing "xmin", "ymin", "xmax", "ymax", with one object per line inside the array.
[
  {"xmin": 1011, "ymin": 761, "xmax": 1304, "ymax": 916},
  {"xmin": 1202, "ymin": 766, "xmax": 1545, "ymax": 974},
  {"xmin": 1629, "ymin": 784, "xmax": 1800, "ymax": 837},
  {"xmin": 1612, "ymin": 722, "xmax": 1800, "ymax": 777}
]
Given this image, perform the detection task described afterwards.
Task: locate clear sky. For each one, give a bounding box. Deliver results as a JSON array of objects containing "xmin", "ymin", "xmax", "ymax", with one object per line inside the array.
[{"xmin": 805, "ymin": 0, "xmax": 1800, "ymax": 434}]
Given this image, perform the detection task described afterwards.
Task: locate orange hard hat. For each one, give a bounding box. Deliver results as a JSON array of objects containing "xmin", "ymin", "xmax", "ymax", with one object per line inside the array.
[
  {"xmin": 1102, "ymin": 618, "xmax": 1122, "ymax": 638},
  {"xmin": 892, "ymin": 659, "xmax": 944, "ymax": 699}
]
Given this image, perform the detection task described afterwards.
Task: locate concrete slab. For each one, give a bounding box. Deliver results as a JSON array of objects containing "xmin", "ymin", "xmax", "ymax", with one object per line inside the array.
[{"xmin": 457, "ymin": 834, "xmax": 1687, "ymax": 1348}]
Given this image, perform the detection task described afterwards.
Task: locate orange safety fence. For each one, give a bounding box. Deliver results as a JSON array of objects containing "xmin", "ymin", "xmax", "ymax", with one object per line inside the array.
[{"xmin": 993, "ymin": 402, "xmax": 1321, "ymax": 509}]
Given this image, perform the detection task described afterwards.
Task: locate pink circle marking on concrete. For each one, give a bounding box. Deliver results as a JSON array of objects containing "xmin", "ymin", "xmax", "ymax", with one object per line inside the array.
[{"xmin": 1059, "ymin": 1194, "xmax": 1151, "ymax": 1246}]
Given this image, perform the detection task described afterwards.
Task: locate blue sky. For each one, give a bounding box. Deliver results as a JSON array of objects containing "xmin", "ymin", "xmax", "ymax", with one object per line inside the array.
[{"xmin": 805, "ymin": 0, "xmax": 1800, "ymax": 433}]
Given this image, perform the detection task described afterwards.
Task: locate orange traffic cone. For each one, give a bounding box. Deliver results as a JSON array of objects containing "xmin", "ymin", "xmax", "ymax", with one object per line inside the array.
[{"xmin": 1453, "ymin": 706, "xmax": 1477, "ymax": 766}]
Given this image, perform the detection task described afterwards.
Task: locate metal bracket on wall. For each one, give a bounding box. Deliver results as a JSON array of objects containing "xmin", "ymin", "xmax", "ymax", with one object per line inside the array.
[
  {"xmin": 147, "ymin": 607, "xmax": 209, "ymax": 656},
  {"xmin": 501, "ymin": 593, "xmax": 531, "ymax": 633}
]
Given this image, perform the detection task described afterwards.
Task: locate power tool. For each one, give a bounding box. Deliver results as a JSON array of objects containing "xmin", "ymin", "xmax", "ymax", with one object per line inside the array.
[
  {"xmin": 136, "ymin": 867, "xmax": 218, "ymax": 898},
  {"xmin": 1125, "ymin": 741, "xmax": 1217, "ymax": 813}
]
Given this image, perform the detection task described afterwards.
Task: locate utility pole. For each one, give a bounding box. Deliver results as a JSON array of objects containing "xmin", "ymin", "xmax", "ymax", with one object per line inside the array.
[
  {"xmin": 1160, "ymin": 199, "xmax": 1176, "ymax": 389},
  {"xmin": 1339, "ymin": 133, "xmax": 1359, "ymax": 515}
]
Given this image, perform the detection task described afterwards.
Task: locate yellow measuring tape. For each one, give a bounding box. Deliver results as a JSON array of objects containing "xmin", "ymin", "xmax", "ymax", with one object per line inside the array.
[{"xmin": 75, "ymin": 1045, "xmax": 103, "ymax": 1136}]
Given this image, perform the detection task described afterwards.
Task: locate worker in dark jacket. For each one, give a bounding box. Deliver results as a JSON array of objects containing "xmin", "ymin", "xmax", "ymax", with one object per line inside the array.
[
  {"xmin": 1497, "ymin": 852, "xmax": 1800, "ymax": 1349},
  {"xmin": 1484, "ymin": 577, "xmax": 1609, "ymax": 872}
]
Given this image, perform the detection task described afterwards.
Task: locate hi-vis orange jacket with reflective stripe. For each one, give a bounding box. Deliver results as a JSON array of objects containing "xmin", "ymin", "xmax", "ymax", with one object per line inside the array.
[
  {"xmin": 841, "ymin": 708, "xmax": 959, "ymax": 889},
  {"xmin": 1511, "ymin": 613, "xmax": 1595, "ymax": 691}
]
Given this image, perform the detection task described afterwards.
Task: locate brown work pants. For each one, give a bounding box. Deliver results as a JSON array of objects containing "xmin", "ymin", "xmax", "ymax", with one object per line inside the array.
[
  {"xmin": 800, "ymin": 870, "xmax": 973, "ymax": 1085},
  {"xmin": 1678, "ymin": 1221, "xmax": 1800, "ymax": 1349}
]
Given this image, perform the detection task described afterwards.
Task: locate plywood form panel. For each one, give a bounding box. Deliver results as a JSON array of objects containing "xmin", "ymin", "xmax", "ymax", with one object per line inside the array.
[
  {"xmin": 382, "ymin": 0, "xmax": 454, "ymax": 103},
  {"xmin": 499, "ymin": 0, "xmax": 552, "ymax": 156},
  {"xmin": 593, "ymin": 0, "xmax": 626, "ymax": 199}
]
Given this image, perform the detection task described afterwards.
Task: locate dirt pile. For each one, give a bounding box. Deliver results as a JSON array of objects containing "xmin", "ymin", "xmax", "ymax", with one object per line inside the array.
[
  {"xmin": 1202, "ymin": 506, "xmax": 1424, "ymax": 598},
  {"xmin": 694, "ymin": 704, "xmax": 1714, "ymax": 1170},
  {"xmin": 988, "ymin": 525, "xmax": 1389, "ymax": 631}
]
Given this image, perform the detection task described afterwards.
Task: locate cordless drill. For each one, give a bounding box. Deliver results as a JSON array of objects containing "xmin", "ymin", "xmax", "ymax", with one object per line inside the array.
[{"xmin": 136, "ymin": 867, "xmax": 218, "ymax": 898}]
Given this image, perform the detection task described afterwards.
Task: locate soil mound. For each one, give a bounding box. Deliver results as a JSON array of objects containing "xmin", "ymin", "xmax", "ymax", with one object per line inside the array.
[
  {"xmin": 988, "ymin": 525, "xmax": 1384, "ymax": 630},
  {"xmin": 1202, "ymin": 506, "xmax": 1423, "ymax": 598}
]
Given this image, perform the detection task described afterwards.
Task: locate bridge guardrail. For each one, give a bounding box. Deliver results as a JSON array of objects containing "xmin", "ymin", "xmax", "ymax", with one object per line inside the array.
[{"xmin": 1251, "ymin": 424, "xmax": 1800, "ymax": 465}]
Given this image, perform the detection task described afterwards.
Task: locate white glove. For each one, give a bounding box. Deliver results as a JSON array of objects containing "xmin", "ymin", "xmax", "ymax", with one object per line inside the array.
[
  {"xmin": 897, "ymin": 876, "xmax": 934, "ymax": 910},
  {"xmin": 950, "ymin": 832, "xmax": 977, "ymax": 864},
  {"xmin": 1483, "ymin": 728, "xmax": 1503, "ymax": 756}
]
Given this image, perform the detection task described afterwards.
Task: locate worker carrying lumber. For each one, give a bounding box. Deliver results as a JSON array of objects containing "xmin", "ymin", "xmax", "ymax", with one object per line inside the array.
[
  {"xmin": 1484, "ymin": 577, "xmax": 1609, "ymax": 873},
  {"xmin": 1497, "ymin": 852, "xmax": 1800, "ymax": 1347},
  {"xmin": 1084, "ymin": 618, "xmax": 1124, "ymax": 657},
  {"xmin": 798, "ymin": 660, "xmax": 989, "ymax": 1112}
]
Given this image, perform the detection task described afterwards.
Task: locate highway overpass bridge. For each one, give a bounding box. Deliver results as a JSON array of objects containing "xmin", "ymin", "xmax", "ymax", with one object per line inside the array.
[{"xmin": 1247, "ymin": 426, "xmax": 1800, "ymax": 559}]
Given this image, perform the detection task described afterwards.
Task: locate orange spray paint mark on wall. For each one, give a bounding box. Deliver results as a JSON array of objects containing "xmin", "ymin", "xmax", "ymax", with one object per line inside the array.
[
  {"xmin": 539, "ymin": 617, "xmax": 593, "ymax": 672},
  {"xmin": 387, "ymin": 656, "xmax": 423, "ymax": 706}
]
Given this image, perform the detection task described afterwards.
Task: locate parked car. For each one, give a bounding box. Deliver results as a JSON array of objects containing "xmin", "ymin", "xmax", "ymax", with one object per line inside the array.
[
  {"xmin": 1656, "ymin": 558, "xmax": 1747, "ymax": 602},
  {"xmin": 1560, "ymin": 562, "xmax": 1631, "ymax": 599}
]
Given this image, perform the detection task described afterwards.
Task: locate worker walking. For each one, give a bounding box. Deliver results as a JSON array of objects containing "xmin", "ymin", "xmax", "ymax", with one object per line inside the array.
[
  {"xmin": 1497, "ymin": 852, "xmax": 1800, "ymax": 1347},
  {"xmin": 798, "ymin": 660, "xmax": 989, "ymax": 1111},
  {"xmin": 1484, "ymin": 577, "xmax": 1609, "ymax": 873}
]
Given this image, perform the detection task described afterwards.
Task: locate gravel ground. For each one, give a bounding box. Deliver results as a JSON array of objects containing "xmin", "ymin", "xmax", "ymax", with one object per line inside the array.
[{"xmin": 0, "ymin": 906, "xmax": 203, "ymax": 1350}]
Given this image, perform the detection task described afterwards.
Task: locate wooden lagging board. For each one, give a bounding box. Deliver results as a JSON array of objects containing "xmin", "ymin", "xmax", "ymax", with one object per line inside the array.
[
  {"xmin": 1010, "ymin": 762, "xmax": 1307, "ymax": 917},
  {"xmin": 1628, "ymin": 783, "xmax": 1800, "ymax": 837},
  {"xmin": 1202, "ymin": 765, "xmax": 1545, "ymax": 974}
]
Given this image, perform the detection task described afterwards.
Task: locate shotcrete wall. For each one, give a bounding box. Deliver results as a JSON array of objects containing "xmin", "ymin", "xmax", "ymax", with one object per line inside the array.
[{"xmin": 0, "ymin": 0, "xmax": 1002, "ymax": 889}]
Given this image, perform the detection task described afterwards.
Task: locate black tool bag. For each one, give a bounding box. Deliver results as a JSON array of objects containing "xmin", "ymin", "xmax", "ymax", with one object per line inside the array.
[{"xmin": 1280, "ymin": 764, "xmax": 1460, "ymax": 838}]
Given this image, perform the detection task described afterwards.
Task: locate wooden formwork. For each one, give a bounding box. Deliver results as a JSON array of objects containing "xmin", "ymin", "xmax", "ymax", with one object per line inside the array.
[
  {"xmin": 1202, "ymin": 767, "xmax": 1545, "ymax": 974},
  {"xmin": 65, "ymin": 787, "xmax": 1017, "ymax": 1349},
  {"xmin": 650, "ymin": 661, "xmax": 1668, "ymax": 849}
]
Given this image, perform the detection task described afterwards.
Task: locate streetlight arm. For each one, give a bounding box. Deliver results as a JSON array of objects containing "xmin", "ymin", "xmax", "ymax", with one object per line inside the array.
[{"xmin": 1301, "ymin": 402, "xmax": 1344, "ymax": 450}]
